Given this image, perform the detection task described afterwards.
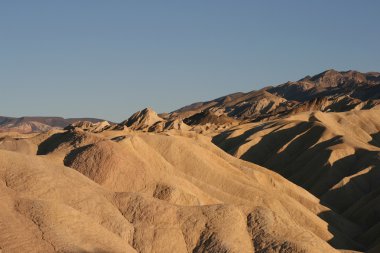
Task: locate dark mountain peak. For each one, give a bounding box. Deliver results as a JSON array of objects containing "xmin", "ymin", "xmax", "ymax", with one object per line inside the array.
[
  {"xmin": 309, "ymin": 69, "xmax": 368, "ymax": 86},
  {"xmin": 267, "ymin": 69, "xmax": 379, "ymax": 102},
  {"xmin": 298, "ymin": 75, "xmax": 312, "ymax": 82},
  {"xmin": 309, "ymin": 69, "xmax": 342, "ymax": 85}
]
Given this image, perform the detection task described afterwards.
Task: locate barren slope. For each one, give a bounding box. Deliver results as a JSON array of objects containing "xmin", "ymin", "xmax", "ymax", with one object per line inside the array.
[
  {"xmin": 0, "ymin": 127, "xmax": 364, "ymax": 252},
  {"xmin": 213, "ymin": 108, "xmax": 380, "ymax": 250}
]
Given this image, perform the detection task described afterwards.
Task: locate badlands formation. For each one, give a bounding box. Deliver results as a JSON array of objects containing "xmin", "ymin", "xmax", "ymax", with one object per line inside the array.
[
  {"xmin": 0, "ymin": 70, "xmax": 379, "ymax": 252},
  {"xmin": 0, "ymin": 124, "xmax": 360, "ymax": 253}
]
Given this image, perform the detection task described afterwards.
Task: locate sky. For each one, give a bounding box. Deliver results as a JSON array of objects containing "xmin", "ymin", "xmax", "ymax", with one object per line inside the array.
[{"xmin": 1, "ymin": 1, "xmax": 379, "ymax": 122}]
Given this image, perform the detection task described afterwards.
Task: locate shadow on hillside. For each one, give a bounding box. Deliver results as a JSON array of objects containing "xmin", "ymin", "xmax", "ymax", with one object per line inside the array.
[
  {"xmin": 63, "ymin": 144, "xmax": 92, "ymax": 167},
  {"xmin": 252, "ymin": 124, "xmax": 327, "ymax": 175},
  {"xmin": 370, "ymin": 132, "xmax": 380, "ymax": 148},
  {"xmin": 318, "ymin": 210, "xmax": 365, "ymax": 252},
  {"xmin": 228, "ymin": 123, "xmax": 380, "ymax": 202},
  {"xmin": 216, "ymin": 121, "xmax": 380, "ymax": 251},
  {"xmin": 243, "ymin": 133, "xmax": 358, "ymax": 198},
  {"xmin": 288, "ymin": 148, "xmax": 377, "ymax": 198},
  {"xmin": 37, "ymin": 130, "xmax": 97, "ymax": 156},
  {"xmin": 37, "ymin": 132, "xmax": 69, "ymax": 155},
  {"xmin": 239, "ymin": 121, "xmax": 315, "ymax": 166},
  {"xmin": 212, "ymin": 120, "xmax": 281, "ymax": 154},
  {"xmin": 320, "ymin": 150, "xmax": 380, "ymax": 213}
]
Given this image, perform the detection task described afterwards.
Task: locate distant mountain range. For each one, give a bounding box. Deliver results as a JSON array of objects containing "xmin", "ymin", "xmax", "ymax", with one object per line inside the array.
[
  {"xmin": 1, "ymin": 69, "xmax": 379, "ymax": 133},
  {"xmin": 0, "ymin": 116, "xmax": 105, "ymax": 133}
]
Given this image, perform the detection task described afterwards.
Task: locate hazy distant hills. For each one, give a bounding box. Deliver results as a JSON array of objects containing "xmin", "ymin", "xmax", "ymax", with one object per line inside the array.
[{"xmin": 0, "ymin": 116, "xmax": 105, "ymax": 133}]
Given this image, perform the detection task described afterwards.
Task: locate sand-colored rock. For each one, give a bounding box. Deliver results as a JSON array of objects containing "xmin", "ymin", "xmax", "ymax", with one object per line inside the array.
[
  {"xmin": 0, "ymin": 126, "xmax": 363, "ymax": 252},
  {"xmin": 213, "ymin": 108, "xmax": 380, "ymax": 251},
  {"xmin": 119, "ymin": 107, "xmax": 191, "ymax": 133},
  {"xmin": 64, "ymin": 120, "xmax": 111, "ymax": 133},
  {"xmin": 0, "ymin": 69, "xmax": 379, "ymax": 252},
  {"xmin": 121, "ymin": 107, "xmax": 163, "ymax": 131}
]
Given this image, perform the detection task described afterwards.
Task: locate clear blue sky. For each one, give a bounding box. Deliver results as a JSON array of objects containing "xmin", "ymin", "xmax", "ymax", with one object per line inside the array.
[{"xmin": 1, "ymin": 1, "xmax": 379, "ymax": 122}]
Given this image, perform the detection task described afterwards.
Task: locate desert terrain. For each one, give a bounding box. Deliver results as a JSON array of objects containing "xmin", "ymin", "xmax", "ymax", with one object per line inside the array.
[{"xmin": 0, "ymin": 70, "xmax": 379, "ymax": 252}]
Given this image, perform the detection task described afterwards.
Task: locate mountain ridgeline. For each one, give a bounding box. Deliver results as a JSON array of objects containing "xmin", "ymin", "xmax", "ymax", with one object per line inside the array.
[
  {"xmin": 1, "ymin": 69, "xmax": 379, "ymax": 134},
  {"xmin": 170, "ymin": 69, "xmax": 380, "ymax": 125},
  {"xmin": 0, "ymin": 69, "xmax": 380, "ymax": 253}
]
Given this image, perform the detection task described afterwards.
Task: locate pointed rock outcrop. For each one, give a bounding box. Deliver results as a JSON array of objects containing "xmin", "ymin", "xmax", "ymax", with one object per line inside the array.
[{"xmin": 121, "ymin": 107, "xmax": 163, "ymax": 131}]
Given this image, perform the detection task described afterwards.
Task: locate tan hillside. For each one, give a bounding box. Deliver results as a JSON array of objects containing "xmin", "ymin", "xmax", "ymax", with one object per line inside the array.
[
  {"xmin": 0, "ymin": 126, "xmax": 364, "ymax": 252},
  {"xmin": 1, "ymin": 69, "xmax": 379, "ymax": 252},
  {"xmin": 213, "ymin": 108, "xmax": 380, "ymax": 251}
]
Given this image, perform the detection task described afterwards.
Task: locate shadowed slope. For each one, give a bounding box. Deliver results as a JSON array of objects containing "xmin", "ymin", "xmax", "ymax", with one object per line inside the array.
[{"xmin": 213, "ymin": 108, "xmax": 380, "ymax": 250}]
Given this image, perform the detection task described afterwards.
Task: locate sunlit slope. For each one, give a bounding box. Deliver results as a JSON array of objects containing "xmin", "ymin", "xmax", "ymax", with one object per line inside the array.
[
  {"xmin": 213, "ymin": 108, "xmax": 380, "ymax": 250},
  {"xmin": 0, "ymin": 128, "xmax": 363, "ymax": 252}
]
